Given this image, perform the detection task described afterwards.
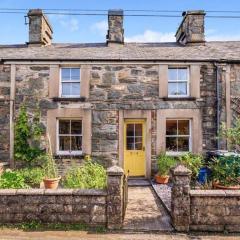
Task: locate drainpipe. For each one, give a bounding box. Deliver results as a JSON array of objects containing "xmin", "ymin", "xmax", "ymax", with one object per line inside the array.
[
  {"xmin": 214, "ymin": 62, "xmax": 220, "ymax": 150},
  {"xmin": 9, "ymin": 64, "xmax": 16, "ymax": 168}
]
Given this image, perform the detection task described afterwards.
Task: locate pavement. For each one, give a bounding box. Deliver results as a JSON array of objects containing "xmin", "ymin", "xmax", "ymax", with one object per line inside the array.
[
  {"xmin": 123, "ymin": 186, "xmax": 173, "ymax": 231},
  {"xmin": 0, "ymin": 230, "xmax": 240, "ymax": 240}
]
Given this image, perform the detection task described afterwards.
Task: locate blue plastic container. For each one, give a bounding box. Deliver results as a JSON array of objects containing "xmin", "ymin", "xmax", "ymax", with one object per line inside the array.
[{"xmin": 197, "ymin": 167, "xmax": 211, "ymax": 184}]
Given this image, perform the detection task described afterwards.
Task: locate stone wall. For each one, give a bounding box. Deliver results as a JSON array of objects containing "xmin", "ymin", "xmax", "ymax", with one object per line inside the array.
[
  {"xmin": 0, "ymin": 62, "xmax": 225, "ymax": 171},
  {"xmin": 190, "ymin": 190, "xmax": 240, "ymax": 232},
  {"xmin": 0, "ymin": 65, "xmax": 10, "ymax": 162},
  {"xmin": 0, "ymin": 166, "xmax": 125, "ymax": 229},
  {"xmin": 171, "ymin": 164, "xmax": 240, "ymax": 233}
]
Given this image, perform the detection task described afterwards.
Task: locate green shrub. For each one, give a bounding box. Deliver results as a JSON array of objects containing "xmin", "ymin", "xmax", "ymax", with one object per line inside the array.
[
  {"xmin": 179, "ymin": 153, "xmax": 203, "ymax": 180},
  {"xmin": 0, "ymin": 170, "xmax": 29, "ymax": 189},
  {"xmin": 17, "ymin": 167, "xmax": 45, "ymax": 187},
  {"xmin": 63, "ymin": 160, "xmax": 107, "ymax": 189},
  {"xmin": 209, "ymin": 155, "xmax": 240, "ymax": 186},
  {"xmin": 156, "ymin": 153, "xmax": 177, "ymax": 176}
]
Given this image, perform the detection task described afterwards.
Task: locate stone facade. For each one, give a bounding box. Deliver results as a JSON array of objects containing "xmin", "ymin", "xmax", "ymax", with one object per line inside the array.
[
  {"xmin": 0, "ymin": 166, "xmax": 124, "ymax": 228},
  {"xmin": 171, "ymin": 165, "xmax": 240, "ymax": 233},
  {"xmin": 0, "ymin": 62, "xmax": 239, "ymax": 175}
]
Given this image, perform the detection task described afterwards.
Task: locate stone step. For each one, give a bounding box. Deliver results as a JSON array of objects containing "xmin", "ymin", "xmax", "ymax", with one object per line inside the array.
[{"xmin": 128, "ymin": 178, "xmax": 151, "ymax": 186}]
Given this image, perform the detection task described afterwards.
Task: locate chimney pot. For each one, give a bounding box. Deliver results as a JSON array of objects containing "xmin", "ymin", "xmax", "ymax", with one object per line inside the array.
[
  {"xmin": 27, "ymin": 9, "xmax": 53, "ymax": 46},
  {"xmin": 176, "ymin": 10, "xmax": 205, "ymax": 45},
  {"xmin": 107, "ymin": 9, "xmax": 124, "ymax": 45}
]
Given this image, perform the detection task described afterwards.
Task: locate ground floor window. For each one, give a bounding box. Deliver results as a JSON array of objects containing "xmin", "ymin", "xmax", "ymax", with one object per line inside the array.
[
  {"xmin": 57, "ymin": 119, "xmax": 82, "ymax": 155},
  {"xmin": 166, "ymin": 119, "xmax": 191, "ymax": 154}
]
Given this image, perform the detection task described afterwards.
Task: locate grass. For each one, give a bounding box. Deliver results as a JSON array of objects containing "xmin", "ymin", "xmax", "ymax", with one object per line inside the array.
[{"xmin": 0, "ymin": 221, "xmax": 106, "ymax": 233}]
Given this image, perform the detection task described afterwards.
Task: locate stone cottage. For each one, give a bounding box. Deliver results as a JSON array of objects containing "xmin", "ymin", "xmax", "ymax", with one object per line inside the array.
[{"xmin": 0, "ymin": 9, "xmax": 239, "ymax": 177}]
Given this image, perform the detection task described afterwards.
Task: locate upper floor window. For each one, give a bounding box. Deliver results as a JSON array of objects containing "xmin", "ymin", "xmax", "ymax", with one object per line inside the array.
[
  {"xmin": 57, "ymin": 119, "xmax": 82, "ymax": 155},
  {"xmin": 166, "ymin": 119, "xmax": 191, "ymax": 154},
  {"xmin": 168, "ymin": 68, "xmax": 189, "ymax": 97},
  {"xmin": 60, "ymin": 68, "xmax": 80, "ymax": 97}
]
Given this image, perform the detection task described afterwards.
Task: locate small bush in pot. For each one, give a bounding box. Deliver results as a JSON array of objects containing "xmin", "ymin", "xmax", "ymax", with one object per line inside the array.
[
  {"xmin": 42, "ymin": 134, "xmax": 61, "ymax": 189},
  {"xmin": 179, "ymin": 153, "xmax": 203, "ymax": 181},
  {"xmin": 209, "ymin": 155, "xmax": 240, "ymax": 189},
  {"xmin": 155, "ymin": 153, "xmax": 177, "ymax": 184}
]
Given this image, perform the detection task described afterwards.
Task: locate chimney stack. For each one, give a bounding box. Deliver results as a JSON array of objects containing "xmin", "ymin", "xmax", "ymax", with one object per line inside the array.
[
  {"xmin": 27, "ymin": 9, "xmax": 53, "ymax": 46},
  {"xmin": 107, "ymin": 9, "xmax": 124, "ymax": 45},
  {"xmin": 176, "ymin": 10, "xmax": 205, "ymax": 45}
]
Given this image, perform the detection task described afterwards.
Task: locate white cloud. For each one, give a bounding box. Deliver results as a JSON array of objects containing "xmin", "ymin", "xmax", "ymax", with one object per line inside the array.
[
  {"xmin": 125, "ymin": 30, "xmax": 175, "ymax": 42},
  {"xmin": 59, "ymin": 18, "xmax": 79, "ymax": 32},
  {"xmin": 90, "ymin": 20, "xmax": 108, "ymax": 36}
]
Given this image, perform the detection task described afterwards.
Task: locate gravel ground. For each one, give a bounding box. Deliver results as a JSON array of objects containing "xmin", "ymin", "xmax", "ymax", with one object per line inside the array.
[{"xmin": 151, "ymin": 181, "xmax": 172, "ymax": 214}]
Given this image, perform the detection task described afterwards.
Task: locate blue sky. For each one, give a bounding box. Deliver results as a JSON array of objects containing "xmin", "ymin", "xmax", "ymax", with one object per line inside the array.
[{"xmin": 0, "ymin": 0, "xmax": 240, "ymax": 44}]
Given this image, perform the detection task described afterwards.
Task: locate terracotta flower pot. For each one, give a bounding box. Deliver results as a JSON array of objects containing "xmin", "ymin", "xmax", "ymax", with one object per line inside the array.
[
  {"xmin": 155, "ymin": 174, "xmax": 169, "ymax": 184},
  {"xmin": 213, "ymin": 181, "xmax": 240, "ymax": 190},
  {"xmin": 43, "ymin": 177, "xmax": 61, "ymax": 189}
]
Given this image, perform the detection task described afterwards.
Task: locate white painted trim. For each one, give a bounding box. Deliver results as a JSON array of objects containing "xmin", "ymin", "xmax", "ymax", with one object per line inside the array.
[
  {"xmin": 56, "ymin": 118, "xmax": 83, "ymax": 155},
  {"xmin": 59, "ymin": 67, "xmax": 81, "ymax": 98}
]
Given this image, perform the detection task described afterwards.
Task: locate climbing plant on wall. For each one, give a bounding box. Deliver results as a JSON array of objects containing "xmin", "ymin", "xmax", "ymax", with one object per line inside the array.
[{"xmin": 14, "ymin": 104, "xmax": 44, "ymax": 166}]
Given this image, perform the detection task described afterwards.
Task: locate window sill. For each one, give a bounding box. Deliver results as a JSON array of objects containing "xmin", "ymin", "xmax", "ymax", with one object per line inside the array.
[
  {"xmin": 54, "ymin": 154, "xmax": 84, "ymax": 159},
  {"xmin": 162, "ymin": 97, "xmax": 196, "ymax": 101},
  {"xmin": 166, "ymin": 151, "xmax": 190, "ymax": 157},
  {"xmin": 52, "ymin": 97, "xmax": 86, "ymax": 102}
]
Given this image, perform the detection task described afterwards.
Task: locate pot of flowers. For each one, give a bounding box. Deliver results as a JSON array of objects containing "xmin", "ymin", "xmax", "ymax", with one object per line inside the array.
[
  {"xmin": 155, "ymin": 153, "xmax": 176, "ymax": 184},
  {"xmin": 210, "ymin": 155, "xmax": 240, "ymax": 190},
  {"xmin": 43, "ymin": 134, "xmax": 61, "ymax": 189}
]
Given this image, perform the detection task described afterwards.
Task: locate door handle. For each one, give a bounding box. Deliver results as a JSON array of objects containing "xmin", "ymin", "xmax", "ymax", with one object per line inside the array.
[{"xmin": 143, "ymin": 146, "xmax": 145, "ymax": 151}]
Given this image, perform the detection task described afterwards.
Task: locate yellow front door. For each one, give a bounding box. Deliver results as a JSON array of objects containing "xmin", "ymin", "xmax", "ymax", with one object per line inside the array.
[{"xmin": 124, "ymin": 119, "xmax": 146, "ymax": 176}]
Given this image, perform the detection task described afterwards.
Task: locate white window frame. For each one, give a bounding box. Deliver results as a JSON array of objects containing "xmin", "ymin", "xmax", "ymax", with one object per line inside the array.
[
  {"xmin": 166, "ymin": 119, "xmax": 192, "ymax": 156},
  {"xmin": 59, "ymin": 67, "xmax": 81, "ymax": 98},
  {"xmin": 56, "ymin": 118, "xmax": 83, "ymax": 155},
  {"xmin": 168, "ymin": 67, "xmax": 189, "ymax": 98}
]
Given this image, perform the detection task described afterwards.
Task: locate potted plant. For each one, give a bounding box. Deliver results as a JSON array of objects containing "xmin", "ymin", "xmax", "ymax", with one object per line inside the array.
[
  {"xmin": 43, "ymin": 134, "xmax": 61, "ymax": 189},
  {"xmin": 210, "ymin": 155, "xmax": 240, "ymax": 190},
  {"xmin": 155, "ymin": 153, "xmax": 176, "ymax": 184}
]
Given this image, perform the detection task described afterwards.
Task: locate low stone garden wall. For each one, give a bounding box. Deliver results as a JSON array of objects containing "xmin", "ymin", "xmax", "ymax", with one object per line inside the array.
[
  {"xmin": 0, "ymin": 166, "xmax": 125, "ymax": 229},
  {"xmin": 171, "ymin": 165, "xmax": 240, "ymax": 233}
]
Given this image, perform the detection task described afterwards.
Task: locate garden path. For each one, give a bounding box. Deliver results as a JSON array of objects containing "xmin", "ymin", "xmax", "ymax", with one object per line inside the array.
[{"xmin": 123, "ymin": 186, "xmax": 173, "ymax": 231}]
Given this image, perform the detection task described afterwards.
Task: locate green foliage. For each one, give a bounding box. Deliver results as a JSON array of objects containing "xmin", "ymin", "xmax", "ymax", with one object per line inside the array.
[
  {"xmin": 209, "ymin": 155, "xmax": 240, "ymax": 186},
  {"xmin": 0, "ymin": 170, "xmax": 29, "ymax": 189},
  {"xmin": 0, "ymin": 221, "xmax": 106, "ymax": 232},
  {"xmin": 14, "ymin": 105, "xmax": 43, "ymax": 166},
  {"xmin": 63, "ymin": 160, "xmax": 107, "ymax": 189},
  {"xmin": 42, "ymin": 153, "xmax": 59, "ymax": 179},
  {"xmin": 17, "ymin": 167, "xmax": 45, "ymax": 187},
  {"xmin": 179, "ymin": 153, "xmax": 203, "ymax": 180},
  {"xmin": 220, "ymin": 119, "xmax": 240, "ymax": 152},
  {"xmin": 156, "ymin": 153, "xmax": 177, "ymax": 176}
]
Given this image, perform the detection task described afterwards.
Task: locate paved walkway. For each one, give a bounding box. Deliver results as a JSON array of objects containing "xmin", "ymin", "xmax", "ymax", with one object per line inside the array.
[
  {"xmin": 0, "ymin": 230, "xmax": 239, "ymax": 240},
  {"xmin": 123, "ymin": 186, "xmax": 173, "ymax": 231}
]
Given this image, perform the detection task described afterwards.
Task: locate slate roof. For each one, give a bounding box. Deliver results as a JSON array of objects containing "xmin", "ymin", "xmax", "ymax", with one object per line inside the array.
[{"xmin": 0, "ymin": 41, "xmax": 240, "ymax": 61}]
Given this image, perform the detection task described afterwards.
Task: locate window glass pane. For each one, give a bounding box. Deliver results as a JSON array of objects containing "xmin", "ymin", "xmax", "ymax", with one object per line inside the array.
[
  {"xmin": 127, "ymin": 124, "xmax": 134, "ymax": 137},
  {"xmin": 135, "ymin": 124, "xmax": 142, "ymax": 137},
  {"xmin": 71, "ymin": 120, "xmax": 82, "ymax": 134},
  {"xmin": 168, "ymin": 82, "xmax": 178, "ymax": 96},
  {"xmin": 62, "ymin": 83, "xmax": 71, "ymax": 96},
  {"xmin": 135, "ymin": 137, "xmax": 142, "ymax": 150},
  {"xmin": 178, "ymin": 120, "xmax": 189, "ymax": 135},
  {"xmin": 61, "ymin": 68, "xmax": 71, "ymax": 81},
  {"xmin": 178, "ymin": 82, "xmax": 187, "ymax": 95},
  {"xmin": 166, "ymin": 137, "xmax": 177, "ymax": 151},
  {"xmin": 127, "ymin": 137, "xmax": 134, "ymax": 150},
  {"xmin": 166, "ymin": 120, "xmax": 177, "ymax": 135},
  {"xmin": 71, "ymin": 136, "xmax": 82, "ymax": 151},
  {"xmin": 71, "ymin": 83, "xmax": 80, "ymax": 96},
  {"xmin": 168, "ymin": 69, "xmax": 177, "ymax": 80},
  {"xmin": 178, "ymin": 68, "xmax": 188, "ymax": 80},
  {"xmin": 59, "ymin": 136, "xmax": 70, "ymax": 151},
  {"xmin": 71, "ymin": 68, "xmax": 80, "ymax": 81},
  {"xmin": 59, "ymin": 120, "xmax": 70, "ymax": 134},
  {"xmin": 177, "ymin": 137, "xmax": 189, "ymax": 151}
]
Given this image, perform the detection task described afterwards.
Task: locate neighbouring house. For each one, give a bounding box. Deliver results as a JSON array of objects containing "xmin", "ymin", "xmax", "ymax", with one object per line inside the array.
[{"xmin": 0, "ymin": 9, "xmax": 239, "ymax": 178}]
